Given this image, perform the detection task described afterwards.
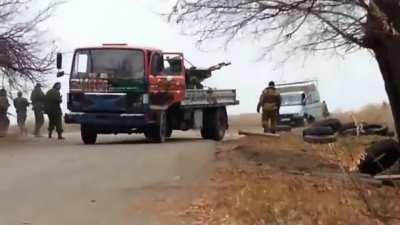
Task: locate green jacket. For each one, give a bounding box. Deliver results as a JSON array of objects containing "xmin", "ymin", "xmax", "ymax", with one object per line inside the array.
[
  {"xmin": 45, "ymin": 88, "xmax": 62, "ymax": 114},
  {"xmin": 0, "ymin": 96, "xmax": 9, "ymax": 114},
  {"xmin": 30, "ymin": 87, "xmax": 45, "ymax": 110},
  {"xmin": 13, "ymin": 97, "xmax": 29, "ymax": 114}
]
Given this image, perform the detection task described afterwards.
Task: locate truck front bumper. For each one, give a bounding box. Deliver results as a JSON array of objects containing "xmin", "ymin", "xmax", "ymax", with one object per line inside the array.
[
  {"xmin": 64, "ymin": 112, "xmax": 151, "ymax": 128},
  {"xmin": 278, "ymin": 114, "xmax": 304, "ymax": 126}
]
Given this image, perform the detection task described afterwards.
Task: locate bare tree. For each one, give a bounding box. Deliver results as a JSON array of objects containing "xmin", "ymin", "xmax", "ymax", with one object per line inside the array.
[
  {"xmin": 168, "ymin": 0, "xmax": 400, "ymax": 138},
  {"xmin": 0, "ymin": 0, "xmax": 61, "ymax": 90}
]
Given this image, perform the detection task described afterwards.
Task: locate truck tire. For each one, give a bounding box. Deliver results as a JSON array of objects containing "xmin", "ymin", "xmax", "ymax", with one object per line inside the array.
[
  {"xmin": 311, "ymin": 118, "xmax": 342, "ymax": 132},
  {"xmin": 303, "ymin": 127, "xmax": 335, "ymax": 136},
  {"xmin": 363, "ymin": 124, "xmax": 389, "ymax": 136},
  {"xmin": 303, "ymin": 135, "xmax": 337, "ymax": 144},
  {"xmin": 358, "ymin": 139, "xmax": 400, "ymax": 175},
  {"xmin": 81, "ymin": 125, "xmax": 97, "ymax": 145},
  {"xmin": 201, "ymin": 107, "xmax": 227, "ymax": 141},
  {"xmin": 145, "ymin": 111, "xmax": 168, "ymax": 143}
]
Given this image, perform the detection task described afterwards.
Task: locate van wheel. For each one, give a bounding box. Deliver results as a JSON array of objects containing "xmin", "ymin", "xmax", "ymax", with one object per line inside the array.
[
  {"xmin": 306, "ymin": 116, "xmax": 315, "ymax": 124},
  {"xmin": 145, "ymin": 111, "xmax": 167, "ymax": 143},
  {"xmin": 202, "ymin": 107, "xmax": 227, "ymax": 141},
  {"xmin": 81, "ymin": 125, "xmax": 97, "ymax": 145}
]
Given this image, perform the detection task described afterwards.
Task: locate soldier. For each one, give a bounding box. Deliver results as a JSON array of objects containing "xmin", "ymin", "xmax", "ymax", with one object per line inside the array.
[
  {"xmin": 0, "ymin": 88, "xmax": 10, "ymax": 136},
  {"xmin": 322, "ymin": 100, "xmax": 330, "ymax": 118},
  {"xmin": 30, "ymin": 83, "xmax": 45, "ymax": 137},
  {"xmin": 45, "ymin": 82, "xmax": 64, "ymax": 140},
  {"xmin": 13, "ymin": 91, "xmax": 30, "ymax": 135},
  {"xmin": 257, "ymin": 81, "xmax": 281, "ymax": 133}
]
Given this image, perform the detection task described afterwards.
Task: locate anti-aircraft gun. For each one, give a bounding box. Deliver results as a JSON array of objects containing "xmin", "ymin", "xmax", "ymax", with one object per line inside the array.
[{"xmin": 186, "ymin": 62, "xmax": 231, "ymax": 89}]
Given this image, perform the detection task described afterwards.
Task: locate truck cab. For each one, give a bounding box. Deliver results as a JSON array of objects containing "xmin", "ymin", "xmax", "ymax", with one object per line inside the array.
[
  {"xmin": 58, "ymin": 44, "xmax": 238, "ymax": 144},
  {"xmin": 277, "ymin": 81, "xmax": 326, "ymax": 126}
]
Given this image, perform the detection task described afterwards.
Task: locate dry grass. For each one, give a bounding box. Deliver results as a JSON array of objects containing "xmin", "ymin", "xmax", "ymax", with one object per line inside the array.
[{"xmin": 334, "ymin": 103, "xmax": 394, "ymax": 131}]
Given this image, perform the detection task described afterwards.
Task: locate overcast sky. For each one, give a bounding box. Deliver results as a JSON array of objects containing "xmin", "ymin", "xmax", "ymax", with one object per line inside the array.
[{"xmin": 43, "ymin": 0, "xmax": 388, "ymax": 114}]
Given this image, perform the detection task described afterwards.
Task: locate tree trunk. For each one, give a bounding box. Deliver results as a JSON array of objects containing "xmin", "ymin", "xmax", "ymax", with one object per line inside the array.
[{"xmin": 372, "ymin": 40, "xmax": 400, "ymax": 139}]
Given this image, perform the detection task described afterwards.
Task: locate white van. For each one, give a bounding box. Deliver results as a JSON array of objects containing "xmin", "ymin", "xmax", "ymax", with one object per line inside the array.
[{"xmin": 277, "ymin": 81, "xmax": 327, "ymax": 126}]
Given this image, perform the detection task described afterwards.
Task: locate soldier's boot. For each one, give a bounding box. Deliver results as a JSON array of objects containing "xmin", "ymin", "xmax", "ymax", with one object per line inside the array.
[
  {"xmin": 57, "ymin": 132, "xmax": 65, "ymax": 140},
  {"xmin": 48, "ymin": 131, "xmax": 52, "ymax": 139},
  {"xmin": 263, "ymin": 128, "xmax": 269, "ymax": 133}
]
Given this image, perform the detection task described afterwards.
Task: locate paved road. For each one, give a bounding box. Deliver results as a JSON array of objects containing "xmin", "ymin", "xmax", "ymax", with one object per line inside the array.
[{"xmin": 0, "ymin": 132, "xmax": 218, "ymax": 225}]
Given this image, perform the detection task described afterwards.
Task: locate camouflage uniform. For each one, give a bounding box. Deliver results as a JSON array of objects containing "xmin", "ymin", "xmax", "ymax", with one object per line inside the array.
[
  {"xmin": 30, "ymin": 86, "xmax": 45, "ymax": 136},
  {"xmin": 45, "ymin": 86, "xmax": 63, "ymax": 138},
  {"xmin": 0, "ymin": 90, "xmax": 10, "ymax": 136},
  {"xmin": 257, "ymin": 87, "xmax": 281, "ymax": 133},
  {"xmin": 322, "ymin": 101, "xmax": 330, "ymax": 118},
  {"xmin": 13, "ymin": 95, "xmax": 29, "ymax": 135}
]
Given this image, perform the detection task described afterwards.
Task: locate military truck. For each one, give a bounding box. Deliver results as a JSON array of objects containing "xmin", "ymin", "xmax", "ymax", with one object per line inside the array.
[
  {"xmin": 57, "ymin": 44, "xmax": 238, "ymax": 144},
  {"xmin": 276, "ymin": 80, "xmax": 327, "ymax": 126}
]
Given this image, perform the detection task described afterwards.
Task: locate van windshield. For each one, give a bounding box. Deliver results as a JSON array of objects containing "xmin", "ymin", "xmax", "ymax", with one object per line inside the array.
[
  {"xmin": 281, "ymin": 93, "xmax": 303, "ymax": 106},
  {"xmin": 71, "ymin": 49, "xmax": 145, "ymax": 81}
]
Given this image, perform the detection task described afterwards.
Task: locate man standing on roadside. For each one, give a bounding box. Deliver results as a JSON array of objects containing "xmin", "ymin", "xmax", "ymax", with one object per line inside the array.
[
  {"xmin": 0, "ymin": 88, "xmax": 10, "ymax": 136},
  {"xmin": 30, "ymin": 83, "xmax": 45, "ymax": 137},
  {"xmin": 45, "ymin": 82, "xmax": 64, "ymax": 140},
  {"xmin": 257, "ymin": 81, "xmax": 282, "ymax": 133},
  {"xmin": 13, "ymin": 91, "xmax": 30, "ymax": 136}
]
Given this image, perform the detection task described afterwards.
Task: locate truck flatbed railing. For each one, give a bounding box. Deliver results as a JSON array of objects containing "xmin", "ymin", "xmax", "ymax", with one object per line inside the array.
[
  {"xmin": 181, "ymin": 89, "xmax": 239, "ymax": 108},
  {"xmin": 276, "ymin": 80, "xmax": 318, "ymax": 87}
]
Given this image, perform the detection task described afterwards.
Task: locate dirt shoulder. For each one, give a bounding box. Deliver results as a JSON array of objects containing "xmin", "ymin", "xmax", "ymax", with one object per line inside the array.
[{"xmin": 179, "ymin": 133, "xmax": 400, "ymax": 225}]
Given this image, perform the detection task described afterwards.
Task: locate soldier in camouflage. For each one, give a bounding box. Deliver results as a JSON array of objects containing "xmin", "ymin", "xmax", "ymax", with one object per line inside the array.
[
  {"xmin": 13, "ymin": 91, "xmax": 30, "ymax": 136},
  {"xmin": 257, "ymin": 81, "xmax": 282, "ymax": 133},
  {"xmin": 30, "ymin": 83, "xmax": 45, "ymax": 137},
  {"xmin": 45, "ymin": 82, "xmax": 64, "ymax": 140},
  {"xmin": 0, "ymin": 88, "xmax": 10, "ymax": 137}
]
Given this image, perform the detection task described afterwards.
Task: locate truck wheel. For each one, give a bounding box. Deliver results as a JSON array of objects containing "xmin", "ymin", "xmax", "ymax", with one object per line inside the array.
[
  {"xmin": 145, "ymin": 111, "xmax": 168, "ymax": 143},
  {"xmin": 202, "ymin": 107, "xmax": 227, "ymax": 141},
  {"xmin": 81, "ymin": 125, "xmax": 97, "ymax": 145}
]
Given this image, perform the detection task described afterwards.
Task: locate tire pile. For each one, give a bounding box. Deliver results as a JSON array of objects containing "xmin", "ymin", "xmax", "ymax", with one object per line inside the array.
[
  {"xmin": 303, "ymin": 118, "xmax": 394, "ymax": 144},
  {"xmin": 302, "ymin": 118, "xmax": 400, "ymax": 175},
  {"xmin": 302, "ymin": 118, "xmax": 342, "ymax": 144}
]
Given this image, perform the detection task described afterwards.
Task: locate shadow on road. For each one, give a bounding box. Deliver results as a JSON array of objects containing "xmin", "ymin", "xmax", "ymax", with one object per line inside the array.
[{"xmin": 93, "ymin": 137, "xmax": 206, "ymax": 146}]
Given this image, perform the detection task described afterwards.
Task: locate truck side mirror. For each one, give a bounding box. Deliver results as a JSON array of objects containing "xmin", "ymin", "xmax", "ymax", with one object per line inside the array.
[
  {"xmin": 56, "ymin": 53, "xmax": 63, "ymax": 70},
  {"xmin": 57, "ymin": 71, "xmax": 65, "ymax": 78}
]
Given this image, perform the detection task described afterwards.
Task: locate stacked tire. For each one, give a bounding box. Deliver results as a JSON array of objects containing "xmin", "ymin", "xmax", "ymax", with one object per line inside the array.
[
  {"xmin": 302, "ymin": 118, "xmax": 341, "ymax": 144},
  {"xmin": 358, "ymin": 139, "xmax": 400, "ymax": 175},
  {"xmin": 339, "ymin": 122, "xmax": 392, "ymax": 137}
]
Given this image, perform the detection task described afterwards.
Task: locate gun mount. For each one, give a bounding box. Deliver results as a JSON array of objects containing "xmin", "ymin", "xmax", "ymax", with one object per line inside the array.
[{"xmin": 186, "ymin": 62, "xmax": 231, "ymax": 89}]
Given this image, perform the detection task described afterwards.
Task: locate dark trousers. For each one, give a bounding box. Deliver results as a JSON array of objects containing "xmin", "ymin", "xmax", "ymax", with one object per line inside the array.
[
  {"xmin": 33, "ymin": 108, "xmax": 44, "ymax": 135},
  {"xmin": 17, "ymin": 113, "xmax": 27, "ymax": 133},
  {"xmin": 47, "ymin": 112, "xmax": 63, "ymax": 134},
  {"xmin": 0, "ymin": 113, "xmax": 9, "ymax": 136},
  {"xmin": 262, "ymin": 109, "xmax": 278, "ymax": 133}
]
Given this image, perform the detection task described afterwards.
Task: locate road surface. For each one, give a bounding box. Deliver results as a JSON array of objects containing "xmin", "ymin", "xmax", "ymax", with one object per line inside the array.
[{"xmin": 0, "ymin": 131, "xmax": 219, "ymax": 225}]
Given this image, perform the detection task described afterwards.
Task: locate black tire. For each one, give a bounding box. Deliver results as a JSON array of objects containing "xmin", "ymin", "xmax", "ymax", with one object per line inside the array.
[
  {"xmin": 306, "ymin": 116, "xmax": 315, "ymax": 124},
  {"xmin": 303, "ymin": 126, "xmax": 335, "ymax": 136},
  {"xmin": 81, "ymin": 125, "xmax": 97, "ymax": 145},
  {"xmin": 201, "ymin": 107, "xmax": 227, "ymax": 141},
  {"xmin": 339, "ymin": 122, "xmax": 356, "ymax": 132},
  {"xmin": 276, "ymin": 125, "xmax": 292, "ymax": 132},
  {"xmin": 311, "ymin": 118, "xmax": 342, "ymax": 132},
  {"xmin": 358, "ymin": 139, "xmax": 400, "ymax": 175},
  {"xmin": 145, "ymin": 111, "xmax": 168, "ymax": 143},
  {"xmin": 363, "ymin": 124, "xmax": 389, "ymax": 136},
  {"xmin": 303, "ymin": 135, "xmax": 337, "ymax": 144},
  {"xmin": 166, "ymin": 127, "xmax": 173, "ymax": 138}
]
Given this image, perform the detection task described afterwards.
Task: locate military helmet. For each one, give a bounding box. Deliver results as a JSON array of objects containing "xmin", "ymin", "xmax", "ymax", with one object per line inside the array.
[{"xmin": 268, "ymin": 81, "xmax": 275, "ymax": 87}]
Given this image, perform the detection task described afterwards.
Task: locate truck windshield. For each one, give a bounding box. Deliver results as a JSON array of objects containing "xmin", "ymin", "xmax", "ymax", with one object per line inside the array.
[
  {"xmin": 72, "ymin": 49, "xmax": 145, "ymax": 80},
  {"xmin": 281, "ymin": 94, "xmax": 303, "ymax": 106}
]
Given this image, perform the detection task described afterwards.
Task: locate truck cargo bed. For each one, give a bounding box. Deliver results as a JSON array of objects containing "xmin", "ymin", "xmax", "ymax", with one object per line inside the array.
[{"xmin": 181, "ymin": 89, "xmax": 239, "ymax": 108}]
